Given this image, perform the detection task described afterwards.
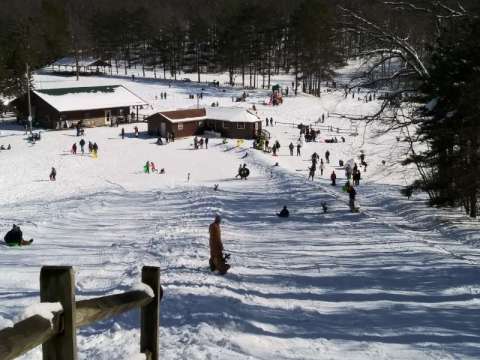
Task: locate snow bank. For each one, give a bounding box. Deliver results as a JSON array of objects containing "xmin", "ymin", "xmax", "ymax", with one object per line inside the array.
[
  {"xmin": 130, "ymin": 283, "xmax": 154, "ymax": 298},
  {"xmin": 19, "ymin": 302, "xmax": 63, "ymax": 326}
]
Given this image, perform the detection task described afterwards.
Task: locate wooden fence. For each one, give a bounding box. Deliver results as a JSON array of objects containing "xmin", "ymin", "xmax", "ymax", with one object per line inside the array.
[{"xmin": 0, "ymin": 266, "xmax": 161, "ymax": 360}]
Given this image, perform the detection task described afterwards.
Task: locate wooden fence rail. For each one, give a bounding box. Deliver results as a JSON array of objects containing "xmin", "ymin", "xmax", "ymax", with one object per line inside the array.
[{"xmin": 0, "ymin": 266, "xmax": 161, "ymax": 360}]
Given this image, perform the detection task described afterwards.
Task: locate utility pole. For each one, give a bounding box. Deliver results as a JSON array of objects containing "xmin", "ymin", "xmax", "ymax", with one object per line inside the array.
[{"xmin": 26, "ymin": 63, "xmax": 32, "ymax": 134}]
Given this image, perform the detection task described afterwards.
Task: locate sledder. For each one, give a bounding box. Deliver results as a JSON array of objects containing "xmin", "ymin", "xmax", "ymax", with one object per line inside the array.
[
  {"xmin": 277, "ymin": 206, "xmax": 290, "ymax": 218},
  {"xmin": 208, "ymin": 215, "xmax": 230, "ymax": 275},
  {"xmin": 4, "ymin": 225, "xmax": 33, "ymax": 246}
]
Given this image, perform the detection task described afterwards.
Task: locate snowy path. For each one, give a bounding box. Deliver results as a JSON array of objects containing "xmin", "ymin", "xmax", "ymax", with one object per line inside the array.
[{"xmin": 1, "ymin": 142, "xmax": 479, "ymax": 359}]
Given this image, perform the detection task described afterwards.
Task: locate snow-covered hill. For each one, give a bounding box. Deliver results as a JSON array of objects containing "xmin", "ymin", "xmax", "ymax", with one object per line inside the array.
[{"xmin": 1, "ymin": 65, "xmax": 479, "ymax": 359}]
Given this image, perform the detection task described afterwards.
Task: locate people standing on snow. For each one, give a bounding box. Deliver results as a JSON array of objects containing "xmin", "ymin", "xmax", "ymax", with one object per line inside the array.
[
  {"xmin": 4, "ymin": 225, "xmax": 33, "ymax": 246},
  {"xmin": 330, "ymin": 170, "xmax": 336, "ymax": 186},
  {"xmin": 92, "ymin": 143, "xmax": 99, "ymax": 157},
  {"xmin": 88, "ymin": 141, "xmax": 93, "ymax": 153},
  {"xmin": 270, "ymin": 117, "xmax": 274, "ymax": 126},
  {"xmin": 319, "ymin": 159, "xmax": 324, "ymax": 176},
  {"xmin": 205, "ymin": 137, "xmax": 209, "ymax": 149},
  {"xmin": 194, "ymin": 136, "xmax": 198, "ymax": 150},
  {"xmin": 150, "ymin": 161, "xmax": 158, "ymax": 173},
  {"xmin": 277, "ymin": 206, "xmax": 290, "ymax": 218},
  {"xmin": 347, "ymin": 184, "xmax": 357, "ymax": 212},
  {"xmin": 134, "ymin": 126, "xmax": 139, "ymax": 137},
  {"xmin": 289, "ymin": 142, "xmax": 294, "ymax": 156},
  {"xmin": 308, "ymin": 166, "xmax": 316, "ymax": 181},
  {"xmin": 209, "ymin": 215, "xmax": 230, "ymax": 275},
  {"xmin": 325, "ymin": 150, "xmax": 330, "ymax": 164},
  {"xmin": 121, "ymin": 128, "xmax": 125, "ymax": 139},
  {"xmin": 49, "ymin": 167, "xmax": 56, "ymax": 181},
  {"xmin": 79, "ymin": 139, "xmax": 85, "ymax": 154},
  {"xmin": 144, "ymin": 161, "xmax": 150, "ymax": 174},
  {"xmin": 353, "ymin": 169, "xmax": 361, "ymax": 186},
  {"xmin": 265, "ymin": 118, "xmax": 269, "ymax": 127},
  {"xmin": 71, "ymin": 143, "xmax": 77, "ymax": 155},
  {"xmin": 296, "ymin": 142, "xmax": 301, "ymax": 156}
]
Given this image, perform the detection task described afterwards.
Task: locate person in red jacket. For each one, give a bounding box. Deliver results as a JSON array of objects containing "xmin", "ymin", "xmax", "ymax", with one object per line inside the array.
[{"xmin": 209, "ymin": 215, "xmax": 230, "ymax": 275}]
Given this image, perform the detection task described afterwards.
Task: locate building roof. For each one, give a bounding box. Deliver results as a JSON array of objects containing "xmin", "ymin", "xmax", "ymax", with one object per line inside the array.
[
  {"xmin": 51, "ymin": 57, "xmax": 111, "ymax": 68},
  {"xmin": 157, "ymin": 108, "xmax": 207, "ymax": 123},
  {"xmin": 206, "ymin": 107, "xmax": 261, "ymax": 123},
  {"xmin": 33, "ymin": 85, "xmax": 148, "ymax": 113}
]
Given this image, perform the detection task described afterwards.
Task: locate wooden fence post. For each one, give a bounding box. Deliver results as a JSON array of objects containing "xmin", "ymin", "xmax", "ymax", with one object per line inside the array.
[
  {"xmin": 40, "ymin": 266, "xmax": 77, "ymax": 360},
  {"xmin": 141, "ymin": 266, "xmax": 160, "ymax": 360}
]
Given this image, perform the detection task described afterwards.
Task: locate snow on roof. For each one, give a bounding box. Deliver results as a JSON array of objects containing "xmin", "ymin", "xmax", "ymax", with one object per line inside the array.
[
  {"xmin": 206, "ymin": 107, "xmax": 261, "ymax": 123},
  {"xmin": 33, "ymin": 85, "xmax": 148, "ymax": 113},
  {"xmin": 51, "ymin": 57, "xmax": 110, "ymax": 68},
  {"xmin": 157, "ymin": 108, "xmax": 207, "ymax": 123}
]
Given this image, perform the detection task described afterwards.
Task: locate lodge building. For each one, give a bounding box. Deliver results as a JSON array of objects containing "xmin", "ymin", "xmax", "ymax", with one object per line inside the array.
[
  {"xmin": 147, "ymin": 107, "xmax": 262, "ymax": 139},
  {"xmin": 13, "ymin": 85, "xmax": 147, "ymax": 129}
]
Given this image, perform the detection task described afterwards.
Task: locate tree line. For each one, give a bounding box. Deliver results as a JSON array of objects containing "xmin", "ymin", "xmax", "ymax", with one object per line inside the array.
[{"xmin": 1, "ymin": 0, "xmax": 479, "ymax": 217}]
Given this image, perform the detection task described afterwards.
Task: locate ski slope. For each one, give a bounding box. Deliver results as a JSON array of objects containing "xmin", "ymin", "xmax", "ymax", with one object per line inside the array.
[{"xmin": 0, "ymin": 65, "xmax": 480, "ymax": 359}]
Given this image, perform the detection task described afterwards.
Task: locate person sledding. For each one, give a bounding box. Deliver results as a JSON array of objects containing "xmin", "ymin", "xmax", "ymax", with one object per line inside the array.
[
  {"xmin": 277, "ymin": 206, "xmax": 290, "ymax": 218},
  {"xmin": 4, "ymin": 225, "xmax": 33, "ymax": 246},
  {"xmin": 208, "ymin": 215, "xmax": 230, "ymax": 275}
]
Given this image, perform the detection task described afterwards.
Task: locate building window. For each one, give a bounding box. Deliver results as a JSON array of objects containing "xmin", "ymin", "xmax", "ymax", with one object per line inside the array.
[
  {"xmin": 223, "ymin": 121, "xmax": 229, "ymax": 128},
  {"xmin": 237, "ymin": 122, "xmax": 245, "ymax": 129},
  {"xmin": 178, "ymin": 123, "xmax": 183, "ymax": 130}
]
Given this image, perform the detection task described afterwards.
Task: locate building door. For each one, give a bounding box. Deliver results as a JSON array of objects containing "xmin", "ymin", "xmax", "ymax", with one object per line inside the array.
[
  {"xmin": 160, "ymin": 122, "xmax": 166, "ymax": 137},
  {"xmin": 105, "ymin": 110, "xmax": 111, "ymax": 125}
]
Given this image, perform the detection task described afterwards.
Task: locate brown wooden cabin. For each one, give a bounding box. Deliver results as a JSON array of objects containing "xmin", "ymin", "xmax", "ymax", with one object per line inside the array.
[
  {"xmin": 12, "ymin": 85, "xmax": 147, "ymax": 129},
  {"xmin": 147, "ymin": 107, "xmax": 262, "ymax": 139}
]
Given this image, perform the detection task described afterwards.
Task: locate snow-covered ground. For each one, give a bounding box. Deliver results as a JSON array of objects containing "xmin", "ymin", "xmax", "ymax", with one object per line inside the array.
[{"xmin": 1, "ymin": 64, "xmax": 480, "ymax": 359}]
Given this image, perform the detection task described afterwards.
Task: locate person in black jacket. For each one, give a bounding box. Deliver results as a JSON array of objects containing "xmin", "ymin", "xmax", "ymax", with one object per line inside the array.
[
  {"xmin": 277, "ymin": 206, "xmax": 290, "ymax": 218},
  {"xmin": 4, "ymin": 225, "xmax": 33, "ymax": 246}
]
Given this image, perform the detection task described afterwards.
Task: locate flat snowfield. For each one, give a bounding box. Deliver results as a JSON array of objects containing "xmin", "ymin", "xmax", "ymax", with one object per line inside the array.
[{"xmin": 1, "ymin": 67, "xmax": 480, "ymax": 359}]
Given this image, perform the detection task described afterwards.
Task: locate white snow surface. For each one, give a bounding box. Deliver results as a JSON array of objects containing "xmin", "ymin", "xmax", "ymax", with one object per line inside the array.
[
  {"xmin": 0, "ymin": 63, "xmax": 479, "ymax": 359},
  {"xmin": 19, "ymin": 302, "xmax": 63, "ymax": 324},
  {"xmin": 206, "ymin": 107, "xmax": 261, "ymax": 123},
  {"xmin": 33, "ymin": 85, "xmax": 147, "ymax": 113},
  {"xmin": 130, "ymin": 283, "xmax": 155, "ymax": 298}
]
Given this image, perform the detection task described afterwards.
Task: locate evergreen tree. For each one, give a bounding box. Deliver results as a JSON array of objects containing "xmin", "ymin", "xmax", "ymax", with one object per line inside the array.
[{"xmin": 405, "ymin": 16, "xmax": 480, "ymax": 217}]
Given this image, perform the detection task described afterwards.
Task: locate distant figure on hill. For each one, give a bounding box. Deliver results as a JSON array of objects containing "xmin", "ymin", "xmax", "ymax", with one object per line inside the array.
[
  {"xmin": 209, "ymin": 215, "xmax": 230, "ymax": 275},
  {"xmin": 289, "ymin": 142, "xmax": 294, "ymax": 156},
  {"xmin": 4, "ymin": 225, "xmax": 33, "ymax": 246},
  {"xmin": 277, "ymin": 206, "xmax": 290, "ymax": 218},
  {"xmin": 49, "ymin": 167, "xmax": 56, "ymax": 181},
  {"xmin": 330, "ymin": 170, "xmax": 336, "ymax": 186}
]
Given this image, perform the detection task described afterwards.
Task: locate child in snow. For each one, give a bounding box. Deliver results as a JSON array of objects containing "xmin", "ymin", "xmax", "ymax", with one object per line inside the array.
[{"xmin": 4, "ymin": 225, "xmax": 33, "ymax": 246}]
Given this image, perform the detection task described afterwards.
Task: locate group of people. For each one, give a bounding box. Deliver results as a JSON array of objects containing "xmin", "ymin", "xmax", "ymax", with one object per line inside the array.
[
  {"xmin": 265, "ymin": 117, "xmax": 275, "ymax": 127},
  {"xmin": 235, "ymin": 164, "xmax": 250, "ymax": 180},
  {"xmin": 194, "ymin": 136, "xmax": 209, "ymax": 150},
  {"xmin": 71, "ymin": 140, "xmax": 98, "ymax": 157},
  {"xmin": 144, "ymin": 161, "xmax": 165, "ymax": 174},
  {"xmin": 288, "ymin": 141, "xmax": 302, "ymax": 156}
]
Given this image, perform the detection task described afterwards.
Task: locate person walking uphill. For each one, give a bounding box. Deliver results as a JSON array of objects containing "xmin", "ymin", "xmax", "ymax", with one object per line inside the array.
[{"xmin": 209, "ymin": 215, "xmax": 230, "ymax": 275}]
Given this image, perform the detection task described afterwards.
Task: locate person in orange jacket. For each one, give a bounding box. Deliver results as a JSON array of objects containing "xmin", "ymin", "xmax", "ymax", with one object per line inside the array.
[{"xmin": 209, "ymin": 215, "xmax": 230, "ymax": 275}]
